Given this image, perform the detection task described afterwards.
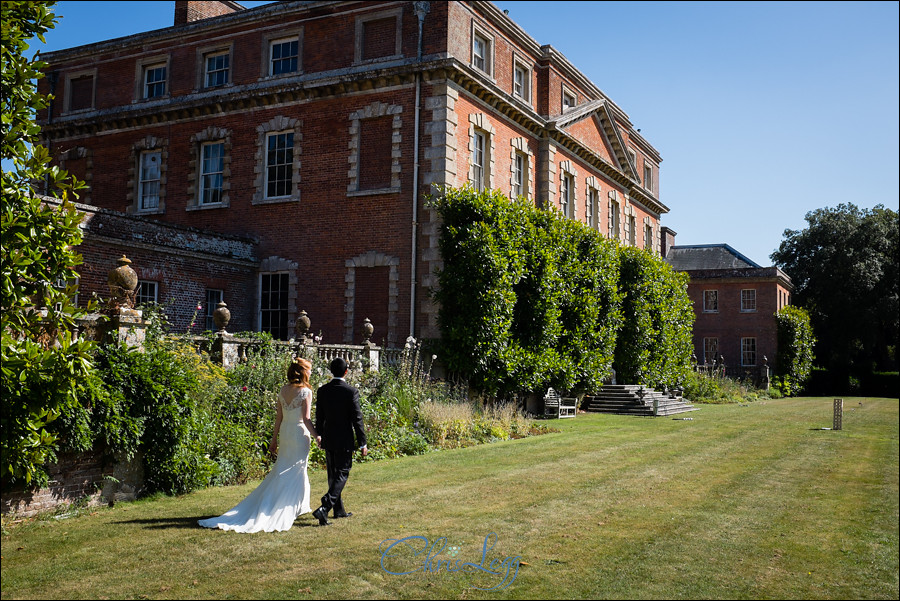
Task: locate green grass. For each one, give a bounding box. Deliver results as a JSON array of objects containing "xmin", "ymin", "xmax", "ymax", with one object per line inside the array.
[{"xmin": 2, "ymin": 397, "xmax": 897, "ymax": 599}]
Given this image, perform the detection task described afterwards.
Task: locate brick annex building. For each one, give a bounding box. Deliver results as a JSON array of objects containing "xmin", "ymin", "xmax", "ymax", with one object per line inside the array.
[
  {"xmin": 39, "ymin": 0, "xmax": 669, "ymax": 346},
  {"xmin": 665, "ymin": 244, "xmax": 793, "ymax": 371}
]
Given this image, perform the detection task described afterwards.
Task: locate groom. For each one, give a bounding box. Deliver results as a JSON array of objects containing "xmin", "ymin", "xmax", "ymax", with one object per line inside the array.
[{"xmin": 312, "ymin": 357, "xmax": 367, "ymax": 526}]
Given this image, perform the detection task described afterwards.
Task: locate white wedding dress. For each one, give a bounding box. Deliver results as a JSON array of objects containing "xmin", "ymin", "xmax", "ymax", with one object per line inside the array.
[{"xmin": 199, "ymin": 387, "xmax": 312, "ymax": 532}]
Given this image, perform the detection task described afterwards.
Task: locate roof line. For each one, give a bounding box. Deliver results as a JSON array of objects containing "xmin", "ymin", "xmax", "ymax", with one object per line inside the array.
[{"xmin": 668, "ymin": 243, "xmax": 762, "ymax": 268}]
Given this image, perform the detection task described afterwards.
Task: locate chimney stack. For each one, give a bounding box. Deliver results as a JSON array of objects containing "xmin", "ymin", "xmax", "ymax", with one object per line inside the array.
[{"xmin": 175, "ymin": 1, "xmax": 244, "ymax": 26}]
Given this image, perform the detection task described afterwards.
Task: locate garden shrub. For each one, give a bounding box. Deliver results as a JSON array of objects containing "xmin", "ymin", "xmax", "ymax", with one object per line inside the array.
[
  {"xmin": 775, "ymin": 306, "xmax": 816, "ymax": 396},
  {"xmin": 614, "ymin": 246, "xmax": 694, "ymax": 388},
  {"xmin": 431, "ymin": 186, "xmax": 620, "ymax": 397}
]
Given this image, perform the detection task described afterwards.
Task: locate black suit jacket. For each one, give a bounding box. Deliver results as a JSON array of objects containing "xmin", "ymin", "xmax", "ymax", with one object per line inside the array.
[{"xmin": 315, "ymin": 378, "xmax": 367, "ymax": 452}]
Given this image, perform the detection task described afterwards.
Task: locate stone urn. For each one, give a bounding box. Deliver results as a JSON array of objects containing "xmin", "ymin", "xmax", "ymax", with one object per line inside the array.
[
  {"xmin": 108, "ymin": 255, "xmax": 138, "ymax": 307},
  {"xmin": 212, "ymin": 301, "xmax": 231, "ymax": 332},
  {"xmin": 361, "ymin": 317, "xmax": 374, "ymax": 344},
  {"xmin": 295, "ymin": 310, "xmax": 311, "ymax": 341}
]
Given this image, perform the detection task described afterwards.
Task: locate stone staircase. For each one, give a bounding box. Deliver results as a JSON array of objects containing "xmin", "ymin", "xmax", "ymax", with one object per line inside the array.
[{"xmin": 583, "ymin": 385, "xmax": 698, "ymax": 417}]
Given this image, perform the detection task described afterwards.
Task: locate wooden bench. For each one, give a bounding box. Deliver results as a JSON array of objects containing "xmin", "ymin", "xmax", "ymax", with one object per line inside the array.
[{"xmin": 544, "ymin": 388, "xmax": 577, "ymax": 418}]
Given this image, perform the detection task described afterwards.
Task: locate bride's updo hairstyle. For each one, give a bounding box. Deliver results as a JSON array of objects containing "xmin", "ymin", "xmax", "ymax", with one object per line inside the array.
[{"xmin": 287, "ymin": 358, "xmax": 312, "ymax": 388}]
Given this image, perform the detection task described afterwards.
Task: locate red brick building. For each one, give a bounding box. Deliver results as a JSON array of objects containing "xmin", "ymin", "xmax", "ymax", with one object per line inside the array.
[
  {"xmin": 665, "ymin": 244, "xmax": 793, "ymax": 373},
  {"xmin": 39, "ymin": 0, "xmax": 669, "ymax": 345}
]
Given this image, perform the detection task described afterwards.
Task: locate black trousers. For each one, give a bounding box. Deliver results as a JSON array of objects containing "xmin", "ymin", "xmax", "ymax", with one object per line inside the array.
[{"xmin": 322, "ymin": 448, "xmax": 353, "ymax": 515}]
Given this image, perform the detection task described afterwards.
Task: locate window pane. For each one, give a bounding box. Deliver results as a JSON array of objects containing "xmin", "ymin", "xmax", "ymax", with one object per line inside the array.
[
  {"xmin": 742, "ymin": 338, "xmax": 757, "ymax": 366},
  {"xmin": 139, "ymin": 151, "xmax": 161, "ymax": 210},
  {"xmin": 206, "ymin": 53, "xmax": 229, "ymax": 87},
  {"xmin": 136, "ymin": 281, "xmax": 158, "ymax": 306},
  {"xmin": 271, "ymin": 40, "xmax": 298, "ymax": 75},
  {"xmin": 205, "ymin": 289, "xmax": 223, "ymax": 331},
  {"xmin": 144, "ymin": 65, "xmax": 166, "ymax": 98},
  {"xmin": 473, "ymin": 37, "xmax": 485, "ymax": 71},
  {"xmin": 266, "ymin": 133, "xmax": 293, "ymax": 198},
  {"xmin": 473, "ymin": 132, "xmax": 485, "ymax": 191},
  {"xmin": 260, "ymin": 273, "xmax": 289, "ymax": 340},
  {"xmin": 201, "ymin": 142, "xmax": 224, "ymax": 204}
]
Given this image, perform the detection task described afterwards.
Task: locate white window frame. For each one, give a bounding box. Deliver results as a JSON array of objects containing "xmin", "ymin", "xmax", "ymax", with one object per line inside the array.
[
  {"xmin": 741, "ymin": 289, "xmax": 757, "ymax": 313},
  {"xmin": 265, "ymin": 31, "xmax": 302, "ymax": 77},
  {"xmin": 562, "ymin": 84, "xmax": 577, "ymax": 111},
  {"xmin": 143, "ymin": 63, "xmax": 167, "ymax": 99},
  {"xmin": 585, "ymin": 182, "xmax": 600, "ymax": 231},
  {"xmin": 609, "ymin": 196, "xmax": 620, "ymax": 240},
  {"xmin": 204, "ymin": 289, "xmax": 224, "ymax": 331},
  {"xmin": 512, "ymin": 58, "xmax": 531, "ymax": 103},
  {"xmin": 644, "ymin": 222, "xmax": 653, "ymax": 251},
  {"xmin": 138, "ymin": 150, "xmax": 162, "ymax": 212},
  {"xmin": 561, "ymin": 172, "xmax": 574, "ymax": 219},
  {"xmin": 199, "ymin": 141, "xmax": 225, "ymax": 205},
  {"xmin": 136, "ymin": 281, "xmax": 159, "ymax": 306},
  {"xmin": 741, "ymin": 337, "xmax": 757, "ymax": 366},
  {"xmin": 512, "ymin": 151, "xmax": 527, "ymax": 199},
  {"xmin": 703, "ymin": 290, "xmax": 718, "ymax": 313},
  {"xmin": 472, "ymin": 130, "xmax": 486, "ymax": 192},
  {"xmin": 134, "ymin": 55, "xmax": 170, "ymax": 101},
  {"xmin": 204, "ymin": 50, "xmax": 230, "ymax": 88},
  {"xmin": 264, "ymin": 131, "xmax": 294, "ymax": 199},
  {"xmin": 471, "ymin": 25, "xmax": 494, "ymax": 77}
]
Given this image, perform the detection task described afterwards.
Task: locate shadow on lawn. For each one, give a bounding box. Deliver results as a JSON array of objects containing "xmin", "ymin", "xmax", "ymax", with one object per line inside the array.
[{"xmin": 112, "ymin": 516, "xmax": 323, "ymax": 530}]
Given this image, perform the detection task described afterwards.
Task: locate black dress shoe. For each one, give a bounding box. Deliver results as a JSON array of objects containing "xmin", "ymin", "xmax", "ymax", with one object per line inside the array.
[
  {"xmin": 312, "ymin": 506, "xmax": 330, "ymax": 526},
  {"xmin": 333, "ymin": 512, "xmax": 353, "ymax": 518}
]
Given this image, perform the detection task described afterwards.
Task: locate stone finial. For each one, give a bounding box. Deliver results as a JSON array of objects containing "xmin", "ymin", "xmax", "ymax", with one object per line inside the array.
[
  {"xmin": 362, "ymin": 317, "xmax": 374, "ymax": 344},
  {"xmin": 295, "ymin": 309, "xmax": 311, "ymax": 341},
  {"xmin": 107, "ymin": 254, "xmax": 138, "ymax": 308},
  {"xmin": 213, "ymin": 301, "xmax": 231, "ymax": 333}
]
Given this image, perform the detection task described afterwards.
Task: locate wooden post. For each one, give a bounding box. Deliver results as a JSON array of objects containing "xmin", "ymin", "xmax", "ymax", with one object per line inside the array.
[{"xmin": 833, "ymin": 398, "xmax": 843, "ymax": 431}]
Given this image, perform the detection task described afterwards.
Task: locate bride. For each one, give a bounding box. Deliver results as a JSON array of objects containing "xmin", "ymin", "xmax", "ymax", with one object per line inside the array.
[{"xmin": 199, "ymin": 357, "xmax": 320, "ymax": 532}]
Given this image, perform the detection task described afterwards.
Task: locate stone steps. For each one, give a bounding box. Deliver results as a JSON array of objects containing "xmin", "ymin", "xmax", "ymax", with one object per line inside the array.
[{"xmin": 584, "ymin": 385, "xmax": 698, "ymax": 417}]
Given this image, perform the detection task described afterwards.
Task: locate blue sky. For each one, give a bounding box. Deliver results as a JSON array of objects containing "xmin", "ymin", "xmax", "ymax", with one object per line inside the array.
[{"xmin": 35, "ymin": 1, "xmax": 899, "ymax": 266}]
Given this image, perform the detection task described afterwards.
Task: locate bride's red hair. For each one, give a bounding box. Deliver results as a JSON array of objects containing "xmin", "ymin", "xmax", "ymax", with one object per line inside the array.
[{"xmin": 287, "ymin": 358, "xmax": 312, "ymax": 388}]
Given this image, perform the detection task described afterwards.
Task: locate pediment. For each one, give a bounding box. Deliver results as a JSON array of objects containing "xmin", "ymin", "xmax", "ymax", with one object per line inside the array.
[{"xmin": 552, "ymin": 100, "xmax": 638, "ymax": 180}]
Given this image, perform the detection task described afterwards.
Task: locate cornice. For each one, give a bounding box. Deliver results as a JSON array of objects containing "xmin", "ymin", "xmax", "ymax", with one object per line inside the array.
[{"xmin": 682, "ymin": 268, "xmax": 794, "ymax": 291}]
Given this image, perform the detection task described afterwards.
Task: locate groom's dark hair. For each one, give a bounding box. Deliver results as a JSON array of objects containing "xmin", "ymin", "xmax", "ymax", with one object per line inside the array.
[{"xmin": 329, "ymin": 357, "xmax": 348, "ymax": 377}]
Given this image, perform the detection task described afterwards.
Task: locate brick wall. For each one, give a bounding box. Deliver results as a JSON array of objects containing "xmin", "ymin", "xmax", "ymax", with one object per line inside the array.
[
  {"xmin": 686, "ymin": 272, "xmax": 791, "ymax": 372},
  {"xmin": 1, "ymin": 451, "xmax": 112, "ymax": 518}
]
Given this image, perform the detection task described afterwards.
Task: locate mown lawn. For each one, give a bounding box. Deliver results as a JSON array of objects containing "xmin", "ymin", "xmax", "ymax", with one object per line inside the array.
[{"xmin": 2, "ymin": 397, "xmax": 897, "ymax": 600}]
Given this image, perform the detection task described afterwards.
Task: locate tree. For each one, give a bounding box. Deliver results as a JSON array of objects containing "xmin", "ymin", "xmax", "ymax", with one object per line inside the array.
[
  {"xmin": 771, "ymin": 203, "xmax": 899, "ymax": 387},
  {"xmin": 1, "ymin": 1, "xmax": 94, "ymax": 485}
]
